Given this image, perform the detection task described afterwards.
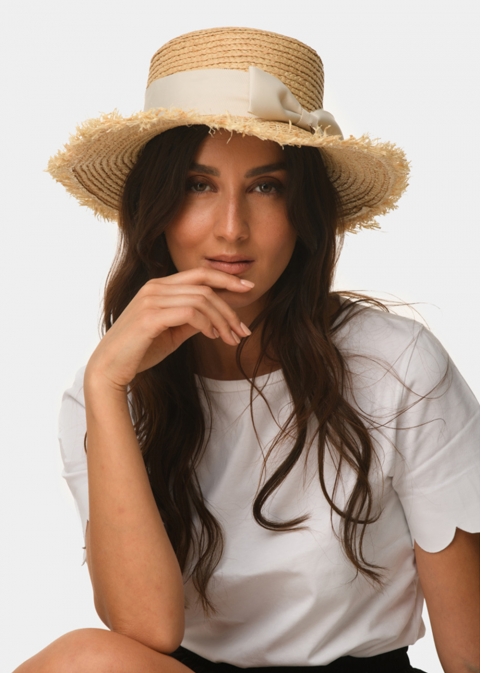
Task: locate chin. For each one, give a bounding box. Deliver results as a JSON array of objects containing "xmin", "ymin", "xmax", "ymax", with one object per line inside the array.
[
  {"xmin": 220, "ymin": 289, "xmax": 266, "ymax": 319},
  {"xmin": 218, "ymin": 288, "xmax": 256, "ymax": 305}
]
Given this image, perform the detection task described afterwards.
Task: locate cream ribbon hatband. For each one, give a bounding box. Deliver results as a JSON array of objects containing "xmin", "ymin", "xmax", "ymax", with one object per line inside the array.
[{"xmin": 144, "ymin": 66, "xmax": 343, "ymax": 137}]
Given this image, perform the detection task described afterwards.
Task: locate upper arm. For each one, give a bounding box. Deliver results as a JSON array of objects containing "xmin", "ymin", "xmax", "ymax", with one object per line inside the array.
[
  {"xmin": 85, "ymin": 521, "xmax": 111, "ymax": 628},
  {"xmin": 415, "ymin": 528, "xmax": 479, "ymax": 673}
]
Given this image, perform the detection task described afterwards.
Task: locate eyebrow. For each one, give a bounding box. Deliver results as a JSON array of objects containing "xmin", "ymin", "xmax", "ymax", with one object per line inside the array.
[
  {"xmin": 189, "ymin": 161, "xmax": 287, "ymax": 178},
  {"xmin": 189, "ymin": 162, "xmax": 220, "ymax": 176},
  {"xmin": 245, "ymin": 162, "xmax": 287, "ymax": 177}
]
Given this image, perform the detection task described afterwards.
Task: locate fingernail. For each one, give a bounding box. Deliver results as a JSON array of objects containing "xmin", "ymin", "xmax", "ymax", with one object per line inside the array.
[
  {"xmin": 240, "ymin": 322, "xmax": 252, "ymax": 336},
  {"xmin": 239, "ymin": 279, "xmax": 255, "ymax": 288},
  {"xmin": 213, "ymin": 328, "xmax": 220, "ymax": 338},
  {"xmin": 231, "ymin": 330, "xmax": 241, "ymax": 344}
]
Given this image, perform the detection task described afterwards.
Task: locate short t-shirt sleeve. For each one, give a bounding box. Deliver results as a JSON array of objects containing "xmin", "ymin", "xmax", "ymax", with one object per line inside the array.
[
  {"xmin": 58, "ymin": 366, "xmax": 89, "ymax": 546},
  {"xmin": 391, "ymin": 326, "xmax": 479, "ymax": 552}
]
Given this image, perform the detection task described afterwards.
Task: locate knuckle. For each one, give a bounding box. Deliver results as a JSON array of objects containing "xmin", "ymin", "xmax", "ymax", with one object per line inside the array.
[
  {"xmin": 136, "ymin": 285, "xmax": 152, "ymax": 301},
  {"xmin": 183, "ymin": 306, "xmax": 197, "ymax": 321},
  {"xmin": 195, "ymin": 294, "xmax": 209, "ymax": 307},
  {"xmin": 223, "ymin": 306, "xmax": 237, "ymax": 323},
  {"xmin": 141, "ymin": 279, "xmax": 155, "ymax": 291},
  {"xmin": 201, "ymin": 285, "xmax": 215, "ymax": 298},
  {"xmin": 139, "ymin": 295, "xmax": 154, "ymax": 310},
  {"xmin": 141, "ymin": 278, "xmax": 164, "ymax": 294}
]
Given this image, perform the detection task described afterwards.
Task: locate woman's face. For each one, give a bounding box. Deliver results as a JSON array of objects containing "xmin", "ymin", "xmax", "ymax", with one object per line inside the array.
[{"xmin": 164, "ymin": 131, "xmax": 296, "ymax": 321}]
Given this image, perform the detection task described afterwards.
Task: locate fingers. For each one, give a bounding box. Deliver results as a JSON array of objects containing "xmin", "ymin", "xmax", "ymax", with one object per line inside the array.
[
  {"xmin": 136, "ymin": 269, "xmax": 254, "ymax": 344},
  {"xmin": 137, "ymin": 292, "xmax": 250, "ymax": 346},
  {"xmin": 149, "ymin": 267, "xmax": 255, "ymax": 293},
  {"xmin": 92, "ymin": 267, "xmax": 255, "ymax": 386},
  {"xmin": 144, "ymin": 285, "xmax": 248, "ymax": 336}
]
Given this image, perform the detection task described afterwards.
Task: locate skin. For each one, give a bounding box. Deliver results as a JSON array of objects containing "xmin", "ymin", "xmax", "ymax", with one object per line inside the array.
[
  {"xmin": 415, "ymin": 532, "xmax": 480, "ymax": 673},
  {"xmin": 13, "ymin": 132, "xmax": 479, "ymax": 673},
  {"xmin": 165, "ymin": 131, "xmax": 296, "ymax": 379}
]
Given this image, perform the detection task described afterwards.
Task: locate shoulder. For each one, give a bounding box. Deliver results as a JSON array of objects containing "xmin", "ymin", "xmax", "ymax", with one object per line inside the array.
[
  {"xmin": 331, "ymin": 305, "xmax": 481, "ymax": 423},
  {"xmin": 333, "ymin": 304, "xmax": 449, "ymax": 387},
  {"xmin": 334, "ymin": 303, "xmax": 424, "ymax": 356}
]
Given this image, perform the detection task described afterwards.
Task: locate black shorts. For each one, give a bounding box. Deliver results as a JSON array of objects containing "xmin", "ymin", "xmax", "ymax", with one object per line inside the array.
[{"xmin": 170, "ymin": 646, "xmax": 427, "ymax": 673}]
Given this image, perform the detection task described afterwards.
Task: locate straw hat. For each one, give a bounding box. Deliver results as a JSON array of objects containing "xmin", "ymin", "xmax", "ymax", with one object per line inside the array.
[{"xmin": 47, "ymin": 27, "xmax": 409, "ymax": 232}]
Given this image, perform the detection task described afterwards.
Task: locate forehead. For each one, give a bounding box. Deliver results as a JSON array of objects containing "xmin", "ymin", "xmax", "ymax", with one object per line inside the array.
[{"xmin": 193, "ymin": 130, "xmax": 285, "ymax": 166}]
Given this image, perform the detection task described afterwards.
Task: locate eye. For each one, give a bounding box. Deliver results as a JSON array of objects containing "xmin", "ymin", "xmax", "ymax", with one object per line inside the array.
[
  {"xmin": 187, "ymin": 179, "xmax": 212, "ymax": 193},
  {"xmin": 253, "ymin": 181, "xmax": 284, "ymax": 195}
]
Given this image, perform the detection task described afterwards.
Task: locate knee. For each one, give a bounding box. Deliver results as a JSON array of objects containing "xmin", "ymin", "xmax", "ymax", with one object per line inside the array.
[{"xmin": 14, "ymin": 629, "xmax": 127, "ymax": 673}]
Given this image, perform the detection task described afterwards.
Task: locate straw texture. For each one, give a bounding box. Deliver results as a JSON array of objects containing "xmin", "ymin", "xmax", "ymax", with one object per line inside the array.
[
  {"xmin": 47, "ymin": 27, "xmax": 409, "ymax": 232},
  {"xmin": 148, "ymin": 27, "xmax": 324, "ymax": 112}
]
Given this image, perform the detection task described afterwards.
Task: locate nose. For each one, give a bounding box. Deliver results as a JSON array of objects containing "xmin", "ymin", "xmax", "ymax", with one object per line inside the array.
[{"xmin": 213, "ymin": 192, "xmax": 249, "ymax": 242}]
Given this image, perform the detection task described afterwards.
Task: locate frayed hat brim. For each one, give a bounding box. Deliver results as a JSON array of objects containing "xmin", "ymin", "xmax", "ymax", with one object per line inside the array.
[{"xmin": 47, "ymin": 108, "xmax": 409, "ymax": 232}]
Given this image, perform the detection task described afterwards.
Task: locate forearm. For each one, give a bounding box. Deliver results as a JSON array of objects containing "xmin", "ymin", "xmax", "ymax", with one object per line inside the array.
[
  {"xmin": 84, "ymin": 375, "xmax": 184, "ymax": 653},
  {"xmin": 415, "ymin": 531, "xmax": 480, "ymax": 673}
]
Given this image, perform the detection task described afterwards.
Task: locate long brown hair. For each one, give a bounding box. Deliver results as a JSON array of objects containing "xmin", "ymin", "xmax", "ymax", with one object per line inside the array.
[{"xmin": 103, "ymin": 125, "xmax": 385, "ymax": 612}]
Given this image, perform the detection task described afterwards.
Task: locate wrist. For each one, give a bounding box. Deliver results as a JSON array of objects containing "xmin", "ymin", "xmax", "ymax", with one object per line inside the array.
[{"xmin": 84, "ymin": 363, "xmax": 129, "ymax": 403}]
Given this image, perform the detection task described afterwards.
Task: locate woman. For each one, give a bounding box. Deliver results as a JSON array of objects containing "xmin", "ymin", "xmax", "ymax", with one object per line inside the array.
[{"xmin": 15, "ymin": 27, "xmax": 479, "ymax": 673}]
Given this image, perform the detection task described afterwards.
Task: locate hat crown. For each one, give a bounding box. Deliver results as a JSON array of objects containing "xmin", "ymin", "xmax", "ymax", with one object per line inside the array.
[{"xmin": 147, "ymin": 27, "xmax": 324, "ymax": 112}]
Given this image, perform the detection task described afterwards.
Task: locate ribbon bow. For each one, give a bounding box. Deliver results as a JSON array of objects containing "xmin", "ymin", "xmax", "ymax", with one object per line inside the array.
[
  {"xmin": 144, "ymin": 66, "xmax": 343, "ymax": 137},
  {"xmin": 248, "ymin": 66, "xmax": 343, "ymax": 137}
]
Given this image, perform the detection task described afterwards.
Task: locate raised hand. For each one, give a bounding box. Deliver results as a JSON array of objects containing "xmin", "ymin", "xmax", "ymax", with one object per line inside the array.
[{"xmin": 85, "ymin": 268, "xmax": 254, "ymax": 391}]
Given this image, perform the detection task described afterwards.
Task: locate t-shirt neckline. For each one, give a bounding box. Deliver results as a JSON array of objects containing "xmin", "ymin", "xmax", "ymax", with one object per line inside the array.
[{"xmin": 195, "ymin": 368, "xmax": 285, "ymax": 393}]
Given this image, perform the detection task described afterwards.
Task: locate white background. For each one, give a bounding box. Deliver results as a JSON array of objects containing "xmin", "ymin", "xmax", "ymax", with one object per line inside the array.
[{"xmin": 1, "ymin": 1, "xmax": 478, "ymax": 671}]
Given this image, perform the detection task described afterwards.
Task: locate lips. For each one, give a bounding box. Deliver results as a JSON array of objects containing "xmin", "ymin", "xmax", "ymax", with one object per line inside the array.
[{"xmin": 205, "ymin": 255, "xmax": 254, "ymax": 275}]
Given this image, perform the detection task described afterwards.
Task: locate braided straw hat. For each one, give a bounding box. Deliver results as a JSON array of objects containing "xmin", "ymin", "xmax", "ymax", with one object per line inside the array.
[{"xmin": 47, "ymin": 27, "xmax": 409, "ymax": 232}]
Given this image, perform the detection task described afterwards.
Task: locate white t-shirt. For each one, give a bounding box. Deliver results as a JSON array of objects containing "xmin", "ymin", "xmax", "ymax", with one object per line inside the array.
[{"xmin": 58, "ymin": 308, "xmax": 479, "ymax": 667}]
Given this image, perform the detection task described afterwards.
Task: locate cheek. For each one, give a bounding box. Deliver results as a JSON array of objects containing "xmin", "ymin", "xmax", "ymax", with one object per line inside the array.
[
  {"xmin": 264, "ymin": 225, "xmax": 297, "ymax": 269},
  {"xmin": 256, "ymin": 199, "xmax": 296, "ymax": 264},
  {"xmin": 164, "ymin": 216, "xmax": 208, "ymax": 268}
]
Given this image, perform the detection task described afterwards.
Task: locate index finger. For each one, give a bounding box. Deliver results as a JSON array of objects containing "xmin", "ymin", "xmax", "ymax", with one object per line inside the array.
[{"xmin": 152, "ymin": 267, "xmax": 255, "ymax": 291}]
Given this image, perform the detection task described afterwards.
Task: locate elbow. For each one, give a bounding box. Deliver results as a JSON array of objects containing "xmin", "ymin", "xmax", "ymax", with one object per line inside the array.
[
  {"xmin": 138, "ymin": 611, "xmax": 185, "ymax": 654},
  {"xmin": 150, "ymin": 625, "xmax": 185, "ymax": 654},
  {"xmin": 93, "ymin": 593, "xmax": 111, "ymax": 629},
  {"xmin": 112, "ymin": 620, "xmax": 185, "ymax": 654},
  {"xmin": 94, "ymin": 600, "xmax": 185, "ymax": 654}
]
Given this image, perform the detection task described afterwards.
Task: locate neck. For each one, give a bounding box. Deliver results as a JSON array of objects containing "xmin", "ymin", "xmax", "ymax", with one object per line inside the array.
[
  {"xmin": 193, "ymin": 294, "xmax": 340, "ymax": 380},
  {"xmin": 193, "ymin": 327, "xmax": 279, "ymax": 381}
]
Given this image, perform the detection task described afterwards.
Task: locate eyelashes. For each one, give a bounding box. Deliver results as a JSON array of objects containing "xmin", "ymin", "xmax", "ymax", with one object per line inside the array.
[
  {"xmin": 186, "ymin": 178, "xmax": 285, "ymax": 196},
  {"xmin": 187, "ymin": 179, "xmax": 212, "ymax": 193},
  {"xmin": 253, "ymin": 181, "xmax": 285, "ymax": 195}
]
